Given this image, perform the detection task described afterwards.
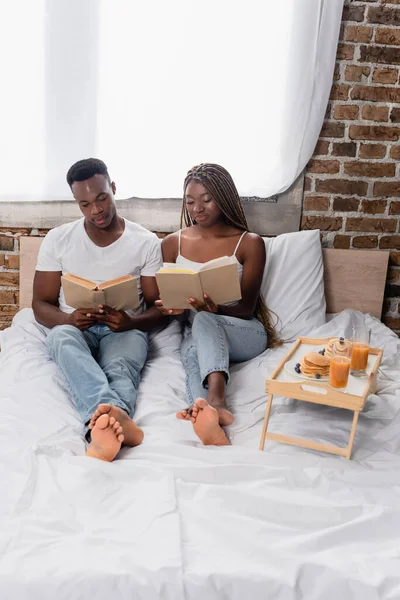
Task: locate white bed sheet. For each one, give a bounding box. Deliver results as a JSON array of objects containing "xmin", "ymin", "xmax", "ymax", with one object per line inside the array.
[{"xmin": 1, "ymin": 309, "xmax": 400, "ymax": 599}]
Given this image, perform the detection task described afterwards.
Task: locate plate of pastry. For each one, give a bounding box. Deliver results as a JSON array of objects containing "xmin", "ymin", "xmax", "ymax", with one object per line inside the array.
[{"xmin": 285, "ymin": 351, "xmax": 330, "ymax": 381}]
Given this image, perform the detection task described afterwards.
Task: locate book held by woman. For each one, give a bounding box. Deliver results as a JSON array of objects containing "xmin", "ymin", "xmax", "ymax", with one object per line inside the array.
[{"xmin": 156, "ymin": 256, "xmax": 242, "ymax": 309}]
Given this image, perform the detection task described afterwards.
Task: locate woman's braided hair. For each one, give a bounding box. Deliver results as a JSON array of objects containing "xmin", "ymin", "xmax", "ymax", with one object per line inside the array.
[{"xmin": 181, "ymin": 163, "xmax": 281, "ymax": 348}]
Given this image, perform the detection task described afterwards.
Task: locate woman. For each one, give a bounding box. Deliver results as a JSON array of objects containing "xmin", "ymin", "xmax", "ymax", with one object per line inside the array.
[{"xmin": 156, "ymin": 163, "xmax": 280, "ymax": 447}]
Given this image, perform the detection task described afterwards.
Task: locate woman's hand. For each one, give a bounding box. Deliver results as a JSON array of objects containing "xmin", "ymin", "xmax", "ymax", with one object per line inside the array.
[
  {"xmin": 155, "ymin": 299, "xmax": 185, "ymax": 316},
  {"xmin": 187, "ymin": 294, "xmax": 218, "ymax": 313}
]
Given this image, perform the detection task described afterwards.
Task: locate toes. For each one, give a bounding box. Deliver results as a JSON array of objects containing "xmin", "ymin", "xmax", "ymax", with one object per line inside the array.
[
  {"xmin": 96, "ymin": 414, "xmax": 110, "ymax": 429},
  {"xmin": 176, "ymin": 411, "xmax": 188, "ymax": 420},
  {"xmin": 194, "ymin": 398, "xmax": 209, "ymax": 410},
  {"xmin": 116, "ymin": 426, "xmax": 123, "ymax": 435},
  {"xmin": 117, "ymin": 433, "xmax": 125, "ymax": 443},
  {"xmin": 109, "ymin": 416, "xmax": 116, "ymax": 427}
]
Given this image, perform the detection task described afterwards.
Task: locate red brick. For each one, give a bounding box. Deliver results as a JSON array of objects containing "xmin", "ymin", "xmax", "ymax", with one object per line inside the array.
[
  {"xmin": 390, "ymin": 108, "xmax": 400, "ymax": 123},
  {"xmin": 344, "ymin": 161, "xmax": 395, "ymax": 177},
  {"xmin": 0, "ymin": 235, "xmax": 14, "ymax": 252},
  {"xmin": 352, "ymin": 85, "xmax": 400, "ymax": 103},
  {"xmin": 331, "ymin": 142, "xmax": 357, "ymax": 157},
  {"xmin": 368, "ymin": 6, "xmax": 400, "ymax": 25},
  {"xmin": 375, "ymin": 27, "xmax": 400, "ymax": 46},
  {"xmin": 359, "ymin": 143, "xmax": 387, "ymax": 159},
  {"xmin": 5, "ymin": 255, "xmax": 19, "ymax": 269},
  {"xmin": 333, "ymin": 105, "xmax": 359, "ymax": 120},
  {"xmin": 361, "ymin": 105, "xmax": 389, "ymax": 122},
  {"xmin": 349, "ymin": 125, "xmax": 400, "ymax": 141},
  {"xmin": 384, "ymin": 317, "xmax": 400, "ymax": 330},
  {"xmin": 389, "ymin": 267, "xmax": 400, "ymax": 284},
  {"xmin": 332, "ymin": 197, "xmax": 360, "ymax": 212},
  {"xmin": 352, "ymin": 236, "xmax": 378, "ymax": 248},
  {"xmin": 315, "ymin": 179, "xmax": 368, "ymax": 196},
  {"xmin": 0, "ymin": 291, "xmax": 17, "ymax": 304},
  {"xmin": 0, "ymin": 305, "xmax": 18, "ymax": 316},
  {"xmin": 330, "ymin": 84, "xmax": 350, "ymax": 101},
  {"xmin": 345, "ymin": 218, "xmax": 397, "ymax": 232},
  {"xmin": 389, "ymin": 252, "xmax": 400, "ymax": 266},
  {"xmin": 344, "ymin": 65, "xmax": 371, "ymax": 82},
  {"xmin": 345, "ymin": 25, "xmax": 373, "ymax": 43},
  {"xmin": 324, "ymin": 103, "xmax": 332, "ymax": 120},
  {"xmin": 333, "ymin": 63, "xmax": 341, "ymax": 81},
  {"xmin": 361, "ymin": 199, "xmax": 388, "ymax": 214},
  {"xmin": 303, "ymin": 196, "xmax": 330, "ymax": 211},
  {"xmin": 343, "ymin": 5, "xmax": 365, "ymax": 22},
  {"xmin": 304, "ymin": 177, "xmax": 312, "ymax": 192},
  {"xmin": 0, "ymin": 254, "xmax": 4, "ymax": 267},
  {"xmin": 372, "ymin": 67, "xmax": 398, "ymax": 84},
  {"xmin": 374, "ymin": 181, "xmax": 400, "ymax": 197},
  {"xmin": 334, "ymin": 235, "xmax": 351, "ymax": 249},
  {"xmin": 301, "ymin": 216, "xmax": 342, "ymax": 231},
  {"xmin": 306, "ymin": 159, "xmax": 340, "ymax": 174},
  {"xmin": 380, "ymin": 235, "xmax": 400, "ymax": 249},
  {"xmin": 359, "ymin": 45, "xmax": 400, "ymax": 66},
  {"xmin": 390, "ymin": 146, "xmax": 400, "ymax": 160},
  {"xmin": 389, "ymin": 201, "xmax": 400, "ymax": 215},
  {"xmin": 320, "ymin": 121, "xmax": 345, "ymax": 138},
  {"xmin": 0, "ymin": 272, "xmax": 19, "ymax": 287},
  {"xmin": 313, "ymin": 140, "xmax": 330, "ymax": 156},
  {"xmin": 336, "ymin": 43, "xmax": 355, "ymax": 61}
]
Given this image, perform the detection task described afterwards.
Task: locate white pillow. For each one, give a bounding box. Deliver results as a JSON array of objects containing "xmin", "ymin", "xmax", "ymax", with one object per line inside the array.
[{"xmin": 261, "ymin": 229, "xmax": 326, "ymax": 342}]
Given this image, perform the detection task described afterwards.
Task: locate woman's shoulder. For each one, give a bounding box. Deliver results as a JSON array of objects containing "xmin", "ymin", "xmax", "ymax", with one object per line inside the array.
[{"xmin": 242, "ymin": 231, "xmax": 265, "ymax": 248}]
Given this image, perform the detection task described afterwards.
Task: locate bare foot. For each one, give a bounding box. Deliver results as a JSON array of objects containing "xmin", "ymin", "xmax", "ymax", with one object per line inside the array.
[
  {"xmin": 215, "ymin": 407, "xmax": 234, "ymax": 426},
  {"xmin": 175, "ymin": 406, "xmax": 233, "ymax": 426},
  {"xmin": 191, "ymin": 399, "xmax": 231, "ymax": 446},
  {"xmin": 89, "ymin": 404, "xmax": 144, "ymax": 447},
  {"xmin": 86, "ymin": 414, "xmax": 124, "ymax": 461}
]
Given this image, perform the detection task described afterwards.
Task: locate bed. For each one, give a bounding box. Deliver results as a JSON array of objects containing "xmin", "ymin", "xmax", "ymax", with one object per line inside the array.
[{"xmin": 1, "ymin": 230, "xmax": 400, "ymax": 600}]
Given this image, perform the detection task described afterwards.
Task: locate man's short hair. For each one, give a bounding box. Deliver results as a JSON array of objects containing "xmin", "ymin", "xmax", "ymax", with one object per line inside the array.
[{"xmin": 66, "ymin": 158, "xmax": 111, "ymax": 187}]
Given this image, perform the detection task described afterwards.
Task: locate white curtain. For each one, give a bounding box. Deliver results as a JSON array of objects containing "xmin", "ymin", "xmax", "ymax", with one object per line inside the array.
[{"xmin": 0, "ymin": 0, "xmax": 343, "ymax": 202}]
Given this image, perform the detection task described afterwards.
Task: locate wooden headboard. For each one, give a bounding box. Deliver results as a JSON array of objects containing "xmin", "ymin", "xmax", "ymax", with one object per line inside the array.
[{"xmin": 20, "ymin": 236, "xmax": 389, "ymax": 319}]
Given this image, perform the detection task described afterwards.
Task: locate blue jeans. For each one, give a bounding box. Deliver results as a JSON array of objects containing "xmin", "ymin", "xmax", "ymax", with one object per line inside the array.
[
  {"xmin": 47, "ymin": 323, "xmax": 148, "ymax": 426},
  {"xmin": 181, "ymin": 312, "xmax": 268, "ymax": 405}
]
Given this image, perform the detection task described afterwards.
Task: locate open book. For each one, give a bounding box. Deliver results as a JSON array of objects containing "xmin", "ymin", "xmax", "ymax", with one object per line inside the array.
[
  {"xmin": 61, "ymin": 274, "xmax": 140, "ymax": 311},
  {"xmin": 156, "ymin": 256, "xmax": 242, "ymax": 309}
]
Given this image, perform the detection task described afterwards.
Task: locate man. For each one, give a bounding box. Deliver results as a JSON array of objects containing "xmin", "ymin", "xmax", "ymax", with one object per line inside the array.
[{"xmin": 33, "ymin": 158, "xmax": 165, "ymax": 461}]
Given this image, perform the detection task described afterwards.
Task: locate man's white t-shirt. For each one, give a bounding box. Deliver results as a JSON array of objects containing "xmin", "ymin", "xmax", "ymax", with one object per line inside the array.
[{"xmin": 36, "ymin": 218, "xmax": 162, "ymax": 315}]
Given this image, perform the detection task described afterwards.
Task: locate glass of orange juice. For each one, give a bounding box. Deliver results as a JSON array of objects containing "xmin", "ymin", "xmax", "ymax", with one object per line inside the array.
[
  {"xmin": 329, "ymin": 340, "xmax": 352, "ymax": 389},
  {"xmin": 351, "ymin": 326, "xmax": 371, "ymax": 377}
]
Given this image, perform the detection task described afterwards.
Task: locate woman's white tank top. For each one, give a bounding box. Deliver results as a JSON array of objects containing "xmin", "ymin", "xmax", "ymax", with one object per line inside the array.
[{"xmin": 175, "ymin": 230, "xmax": 246, "ymax": 280}]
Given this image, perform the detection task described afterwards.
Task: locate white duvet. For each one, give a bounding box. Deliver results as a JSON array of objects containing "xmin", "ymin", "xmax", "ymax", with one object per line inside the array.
[{"xmin": 1, "ymin": 308, "xmax": 400, "ymax": 600}]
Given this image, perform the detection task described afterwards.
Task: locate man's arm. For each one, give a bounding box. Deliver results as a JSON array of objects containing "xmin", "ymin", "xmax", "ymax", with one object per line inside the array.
[{"xmin": 32, "ymin": 271, "xmax": 96, "ymax": 330}]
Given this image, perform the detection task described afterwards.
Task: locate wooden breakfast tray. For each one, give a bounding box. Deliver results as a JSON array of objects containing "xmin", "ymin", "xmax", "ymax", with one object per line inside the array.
[{"xmin": 259, "ymin": 336, "xmax": 383, "ymax": 459}]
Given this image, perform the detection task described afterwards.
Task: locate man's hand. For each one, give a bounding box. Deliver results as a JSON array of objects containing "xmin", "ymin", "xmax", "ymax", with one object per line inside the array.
[
  {"xmin": 187, "ymin": 294, "xmax": 218, "ymax": 313},
  {"xmin": 91, "ymin": 305, "xmax": 133, "ymax": 332},
  {"xmin": 155, "ymin": 299, "xmax": 185, "ymax": 316},
  {"xmin": 66, "ymin": 308, "xmax": 97, "ymax": 331}
]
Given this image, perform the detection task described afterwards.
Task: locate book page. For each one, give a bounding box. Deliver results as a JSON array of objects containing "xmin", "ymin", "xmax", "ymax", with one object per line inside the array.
[
  {"xmin": 198, "ymin": 256, "xmax": 236, "ymax": 272},
  {"xmin": 157, "ymin": 263, "xmax": 197, "ymax": 274},
  {"xmin": 103, "ymin": 278, "xmax": 140, "ymax": 311},
  {"xmin": 62, "ymin": 273, "xmax": 97, "ymax": 290},
  {"xmin": 61, "ymin": 276, "xmax": 106, "ymax": 309},
  {"xmin": 199, "ymin": 263, "xmax": 242, "ymax": 305},
  {"xmin": 156, "ymin": 272, "xmax": 203, "ymax": 309}
]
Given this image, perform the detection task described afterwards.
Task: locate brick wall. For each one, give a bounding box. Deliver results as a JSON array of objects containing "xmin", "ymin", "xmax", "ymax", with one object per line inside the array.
[
  {"xmin": 303, "ymin": 0, "xmax": 400, "ymax": 333},
  {"xmin": 1, "ymin": 0, "xmax": 400, "ymax": 332}
]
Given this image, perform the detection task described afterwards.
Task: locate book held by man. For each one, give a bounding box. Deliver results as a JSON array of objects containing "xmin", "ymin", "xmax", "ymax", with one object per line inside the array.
[
  {"xmin": 61, "ymin": 274, "xmax": 140, "ymax": 311},
  {"xmin": 156, "ymin": 256, "xmax": 242, "ymax": 309}
]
